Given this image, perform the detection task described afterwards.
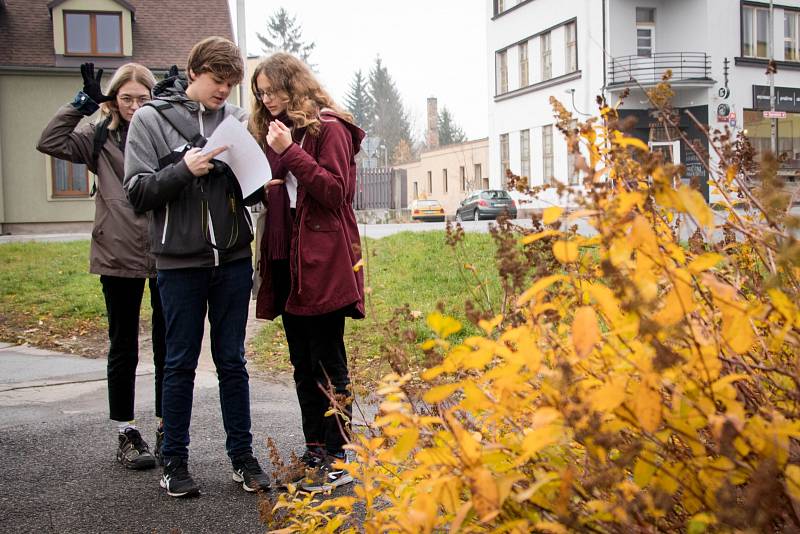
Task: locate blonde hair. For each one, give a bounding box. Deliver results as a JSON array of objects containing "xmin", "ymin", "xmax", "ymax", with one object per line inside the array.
[
  {"xmin": 187, "ymin": 36, "xmax": 244, "ymax": 84},
  {"xmin": 249, "ymin": 52, "xmax": 353, "ymax": 145},
  {"xmin": 99, "ymin": 63, "xmax": 156, "ymax": 130}
]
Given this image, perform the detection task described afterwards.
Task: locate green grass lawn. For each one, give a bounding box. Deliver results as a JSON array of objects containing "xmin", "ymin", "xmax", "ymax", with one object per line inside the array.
[
  {"xmin": 249, "ymin": 231, "xmax": 503, "ymax": 389},
  {"xmin": 0, "ymin": 231, "xmax": 507, "ymax": 385}
]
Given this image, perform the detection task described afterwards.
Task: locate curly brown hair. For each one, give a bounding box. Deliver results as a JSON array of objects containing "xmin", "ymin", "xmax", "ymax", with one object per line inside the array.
[{"xmin": 249, "ymin": 52, "xmax": 353, "ymax": 147}]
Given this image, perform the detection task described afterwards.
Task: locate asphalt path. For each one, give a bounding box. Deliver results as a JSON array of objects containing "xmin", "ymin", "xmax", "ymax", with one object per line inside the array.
[{"xmin": 0, "ymin": 341, "xmax": 343, "ymax": 533}]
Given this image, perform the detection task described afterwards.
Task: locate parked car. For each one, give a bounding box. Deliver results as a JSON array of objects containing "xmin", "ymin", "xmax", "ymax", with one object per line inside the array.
[
  {"xmin": 410, "ymin": 199, "xmax": 446, "ymax": 222},
  {"xmin": 455, "ymin": 190, "xmax": 517, "ymax": 221}
]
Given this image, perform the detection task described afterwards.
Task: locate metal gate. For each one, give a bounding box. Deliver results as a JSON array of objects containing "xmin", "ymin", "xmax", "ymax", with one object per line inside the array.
[{"xmin": 354, "ymin": 167, "xmax": 392, "ymax": 210}]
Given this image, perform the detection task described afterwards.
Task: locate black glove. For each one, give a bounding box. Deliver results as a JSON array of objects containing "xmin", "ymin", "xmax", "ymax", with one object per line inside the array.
[
  {"xmin": 80, "ymin": 62, "xmax": 113, "ymax": 103},
  {"xmin": 165, "ymin": 65, "xmax": 180, "ymax": 80}
]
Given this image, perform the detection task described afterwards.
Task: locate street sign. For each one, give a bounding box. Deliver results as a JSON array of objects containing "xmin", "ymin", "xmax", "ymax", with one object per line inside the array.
[{"xmin": 763, "ymin": 110, "xmax": 787, "ymax": 119}]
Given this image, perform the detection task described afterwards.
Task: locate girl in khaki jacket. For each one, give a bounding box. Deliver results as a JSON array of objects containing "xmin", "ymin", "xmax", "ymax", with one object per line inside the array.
[{"xmin": 37, "ymin": 62, "xmax": 165, "ymax": 471}]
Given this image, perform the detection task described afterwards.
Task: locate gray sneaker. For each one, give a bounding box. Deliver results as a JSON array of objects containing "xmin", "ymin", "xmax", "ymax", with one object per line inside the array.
[
  {"xmin": 300, "ymin": 453, "xmax": 353, "ymax": 492},
  {"xmin": 116, "ymin": 428, "xmax": 156, "ymax": 470}
]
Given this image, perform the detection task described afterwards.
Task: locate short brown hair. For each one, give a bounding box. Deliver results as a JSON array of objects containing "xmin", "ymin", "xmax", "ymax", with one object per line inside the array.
[{"xmin": 186, "ymin": 36, "xmax": 244, "ymax": 83}]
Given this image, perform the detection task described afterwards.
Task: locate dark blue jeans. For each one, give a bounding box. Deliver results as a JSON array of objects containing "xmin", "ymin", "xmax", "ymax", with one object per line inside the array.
[{"xmin": 157, "ymin": 258, "xmax": 253, "ymax": 461}]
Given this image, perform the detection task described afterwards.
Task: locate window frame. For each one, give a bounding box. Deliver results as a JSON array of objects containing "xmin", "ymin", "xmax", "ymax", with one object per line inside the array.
[
  {"xmin": 500, "ymin": 133, "xmax": 510, "ymax": 187},
  {"xmin": 785, "ymin": 9, "xmax": 800, "ymax": 61},
  {"xmin": 442, "ymin": 168, "xmax": 448, "ymax": 193},
  {"xmin": 520, "ymin": 129, "xmax": 531, "ymax": 180},
  {"xmin": 63, "ymin": 10, "xmax": 124, "ymax": 57},
  {"xmin": 427, "ymin": 170, "xmax": 433, "ymax": 193},
  {"xmin": 635, "ymin": 7, "xmax": 656, "ymax": 58},
  {"xmin": 542, "ymin": 125, "xmax": 554, "ymax": 185},
  {"xmin": 742, "ymin": 4, "xmax": 771, "ymax": 59},
  {"xmin": 541, "ymin": 31, "xmax": 552, "ymax": 81},
  {"xmin": 51, "ymin": 157, "xmax": 90, "ymax": 198},
  {"xmin": 497, "ymin": 49, "xmax": 509, "ymax": 94},
  {"xmin": 519, "ymin": 41, "xmax": 529, "ymax": 87},
  {"xmin": 460, "ymin": 166, "xmax": 467, "ymax": 191},
  {"xmin": 565, "ymin": 21, "xmax": 578, "ymax": 72}
]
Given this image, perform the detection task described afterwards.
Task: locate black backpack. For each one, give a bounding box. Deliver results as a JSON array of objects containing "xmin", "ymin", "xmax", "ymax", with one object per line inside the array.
[{"xmin": 143, "ymin": 99, "xmax": 250, "ymax": 252}]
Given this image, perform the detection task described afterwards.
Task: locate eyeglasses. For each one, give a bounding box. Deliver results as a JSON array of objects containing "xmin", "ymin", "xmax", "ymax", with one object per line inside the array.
[
  {"xmin": 255, "ymin": 89, "xmax": 277, "ymax": 101},
  {"xmin": 118, "ymin": 95, "xmax": 151, "ymax": 106}
]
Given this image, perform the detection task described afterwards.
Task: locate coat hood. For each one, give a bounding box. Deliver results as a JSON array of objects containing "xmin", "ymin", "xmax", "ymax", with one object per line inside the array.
[
  {"xmin": 320, "ymin": 109, "xmax": 365, "ymax": 155},
  {"xmin": 151, "ymin": 75, "xmax": 201, "ymax": 112}
]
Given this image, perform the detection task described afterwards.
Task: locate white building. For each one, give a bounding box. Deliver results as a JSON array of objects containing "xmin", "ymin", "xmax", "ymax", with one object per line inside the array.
[{"xmin": 487, "ymin": 0, "xmax": 800, "ymax": 206}]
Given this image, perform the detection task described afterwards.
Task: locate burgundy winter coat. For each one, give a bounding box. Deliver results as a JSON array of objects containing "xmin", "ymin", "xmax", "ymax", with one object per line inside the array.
[{"xmin": 255, "ymin": 111, "xmax": 366, "ymax": 320}]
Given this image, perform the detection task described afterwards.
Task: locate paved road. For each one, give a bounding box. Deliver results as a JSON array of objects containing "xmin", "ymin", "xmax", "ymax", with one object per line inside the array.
[{"xmin": 0, "ymin": 341, "xmax": 326, "ymax": 533}]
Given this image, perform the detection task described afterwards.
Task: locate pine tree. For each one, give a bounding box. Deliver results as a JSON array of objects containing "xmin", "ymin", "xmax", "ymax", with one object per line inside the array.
[
  {"xmin": 256, "ymin": 8, "xmax": 315, "ymax": 65},
  {"xmin": 368, "ymin": 57, "xmax": 413, "ymax": 163},
  {"xmin": 344, "ymin": 70, "xmax": 373, "ymax": 131},
  {"xmin": 438, "ymin": 107, "xmax": 467, "ymax": 146}
]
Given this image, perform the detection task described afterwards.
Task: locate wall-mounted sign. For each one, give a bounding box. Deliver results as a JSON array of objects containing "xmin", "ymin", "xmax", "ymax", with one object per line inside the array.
[
  {"xmin": 763, "ymin": 110, "xmax": 787, "ymax": 119},
  {"xmin": 753, "ymin": 85, "xmax": 800, "ymax": 113},
  {"xmin": 717, "ymin": 103, "xmax": 731, "ymax": 122}
]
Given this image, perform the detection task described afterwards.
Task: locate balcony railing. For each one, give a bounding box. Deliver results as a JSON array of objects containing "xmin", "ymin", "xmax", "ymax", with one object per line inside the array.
[{"xmin": 608, "ymin": 52, "xmax": 713, "ymax": 87}]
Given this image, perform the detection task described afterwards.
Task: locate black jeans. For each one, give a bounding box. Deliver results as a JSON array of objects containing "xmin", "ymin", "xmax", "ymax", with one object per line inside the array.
[
  {"xmin": 101, "ymin": 275, "xmax": 166, "ymax": 422},
  {"xmin": 282, "ymin": 311, "xmax": 352, "ymax": 455}
]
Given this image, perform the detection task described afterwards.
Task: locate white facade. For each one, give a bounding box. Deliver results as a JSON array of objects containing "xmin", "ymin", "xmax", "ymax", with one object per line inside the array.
[{"xmin": 487, "ymin": 0, "xmax": 800, "ymax": 207}]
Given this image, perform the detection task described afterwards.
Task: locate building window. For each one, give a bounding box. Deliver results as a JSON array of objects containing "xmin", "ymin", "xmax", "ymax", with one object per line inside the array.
[
  {"xmin": 474, "ymin": 163, "xmax": 484, "ymax": 190},
  {"xmin": 64, "ymin": 11, "xmax": 122, "ymax": 56},
  {"xmin": 413, "ymin": 181, "xmax": 419, "ymax": 199},
  {"xmin": 542, "ymin": 125, "xmax": 554, "ymax": 184},
  {"xmin": 743, "ymin": 5, "xmax": 769, "ymax": 59},
  {"xmin": 541, "ymin": 32, "xmax": 552, "ymax": 81},
  {"xmin": 496, "ymin": 49, "xmax": 508, "ymax": 94},
  {"xmin": 500, "ymin": 133, "xmax": 510, "ymax": 187},
  {"xmin": 442, "ymin": 168, "xmax": 448, "ymax": 193},
  {"xmin": 786, "ymin": 11, "xmax": 800, "ymax": 61},
  {"xmin": 427, "ymin": 171, "xmax": 433, "ymax": 193},
  {"xmin": 495, "ymin": 0, "xmax": 505, "ymax": 16},
  {"xmin": 744, "ymin": 110, "xmax": 800, "ymax": 171},
  {"xmin": 636, "ymin": 8, "xmax": 655, "ymax": 57},
  {"xmin": 460, "ymin": 166, "xmax": 467, "ymax": 191},
  {"xmin": 519, "ymin": 41, "xmax": 529, "ymax": 87},
  {"xmin": 565, "ymin": 21, "xmax": 577, "ymax": 72},
  {"xmin": 567, "ymin": 120, "xmax": 580, "ymax": 185},
  {"xmin": 520, "ymin": 129, "xmax": 531, "ymax": 180},
  {"xmin": 52, "ymin": 157, "xmax": 89, "ymax": 197}
]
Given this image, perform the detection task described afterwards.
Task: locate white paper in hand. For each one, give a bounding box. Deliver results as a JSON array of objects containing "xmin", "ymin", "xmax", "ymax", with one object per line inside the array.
[{"xmin": 202, "ymin": 115, "xmax": 271, "ymax": 197}]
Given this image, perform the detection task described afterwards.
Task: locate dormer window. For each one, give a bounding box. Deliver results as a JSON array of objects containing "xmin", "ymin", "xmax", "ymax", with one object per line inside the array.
[{"xmin": 64, "ymin": 11, "xmax": 122, "ymax": 56}]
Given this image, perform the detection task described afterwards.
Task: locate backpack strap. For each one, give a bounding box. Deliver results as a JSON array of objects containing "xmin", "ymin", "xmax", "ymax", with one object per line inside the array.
[
  {"xmin": 89, "ymin": 116, "xmax": 112, "ymax": 197},
  {"xmin": 145, "ymin": 100, "xmax": 207, "ymax": 148}
]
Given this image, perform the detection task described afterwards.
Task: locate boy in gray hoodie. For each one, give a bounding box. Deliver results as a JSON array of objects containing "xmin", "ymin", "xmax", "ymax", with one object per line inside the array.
[{"xmin": 124, "ymin": 36, "xmax": 269, "ymax": 498}]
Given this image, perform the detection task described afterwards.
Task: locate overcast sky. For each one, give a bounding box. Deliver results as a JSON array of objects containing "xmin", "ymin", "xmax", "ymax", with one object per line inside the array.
[{"xmin": 228, "ymin": 0, "xmax": 489, "ymax": 141}]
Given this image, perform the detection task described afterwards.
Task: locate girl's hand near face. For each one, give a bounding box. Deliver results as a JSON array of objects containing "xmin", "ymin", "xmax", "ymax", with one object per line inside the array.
[{"xmin": 266, "ymin": 120, "xmax": 293, "ymax": 154}]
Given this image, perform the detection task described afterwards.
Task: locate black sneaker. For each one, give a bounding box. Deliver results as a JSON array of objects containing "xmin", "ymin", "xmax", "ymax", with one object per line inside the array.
[
  {"xmin": 154, "ymin": 428, "xmax": 164, "ymax": 466},
  {"xmin": 160, "ymin": 456, "xmax": 200, "ymax": 498},
  {"xmin": 232, "ymin": 453, "xmax": 270, "ymax": 492},
  {"xmin": 116, "ymin": 428, "xmax": 156, "ymax": 470},
  {"xmin": 277, "ymin": 448, "xmax": 325, "ymax": 489},
  {"xmin": 300, "ymin": 453, "xmax": 353, "ymax": 492}
]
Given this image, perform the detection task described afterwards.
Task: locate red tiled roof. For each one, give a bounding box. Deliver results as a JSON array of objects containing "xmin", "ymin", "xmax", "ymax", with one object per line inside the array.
[{"xmin": 0, "ymin": 0, "xmax": 235, "ymax": 70}]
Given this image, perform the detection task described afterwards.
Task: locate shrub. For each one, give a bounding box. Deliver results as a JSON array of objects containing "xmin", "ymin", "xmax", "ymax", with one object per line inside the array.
[{"xmin": 263, "ymin": 84, "xmax": 800, "ymax": 533}]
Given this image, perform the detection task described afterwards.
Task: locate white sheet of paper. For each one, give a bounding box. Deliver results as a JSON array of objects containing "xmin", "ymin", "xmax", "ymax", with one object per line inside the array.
[{"xmin": 201, "ymin": 115, "xmax": 271, "ymax": 197}]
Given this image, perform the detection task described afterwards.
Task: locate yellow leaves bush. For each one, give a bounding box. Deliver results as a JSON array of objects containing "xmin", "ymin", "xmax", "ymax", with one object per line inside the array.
[{"xmin": 263, "ymin": 94, "xmax": 800, "ymax": 532}]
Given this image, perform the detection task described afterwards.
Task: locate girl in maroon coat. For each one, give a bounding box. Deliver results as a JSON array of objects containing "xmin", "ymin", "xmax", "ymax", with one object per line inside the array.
[{"xmin": 250, "ymin": 53, "xmax": 365, "ymax": 491}]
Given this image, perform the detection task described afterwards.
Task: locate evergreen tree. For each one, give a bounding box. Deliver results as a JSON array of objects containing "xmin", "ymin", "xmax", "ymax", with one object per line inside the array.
[
  {"xmin": 438, "ymin": 107, "xmax": 467, "ymax": 146},
  {"xmin": 344, "ymin": 70, "xmax": 373, "ymax": 131},
  {"xmin": 368, "ymin": 56, "xmax": 412, "ymax": 163},
  {"xmin": 256, "ymin": 8, "xmax": 315, "ymax": 65}
]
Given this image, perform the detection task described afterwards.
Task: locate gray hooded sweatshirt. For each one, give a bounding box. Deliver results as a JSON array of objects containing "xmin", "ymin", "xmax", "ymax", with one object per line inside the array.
[{"xmin": 123, "ymin": 76, "xmax": 253, "ymax": 270}]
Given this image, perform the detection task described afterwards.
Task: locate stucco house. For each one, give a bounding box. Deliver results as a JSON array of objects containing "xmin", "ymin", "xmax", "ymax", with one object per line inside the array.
[{"xmin": 0, "ymin": 0, "xmax": 237, "ymax": 234}]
